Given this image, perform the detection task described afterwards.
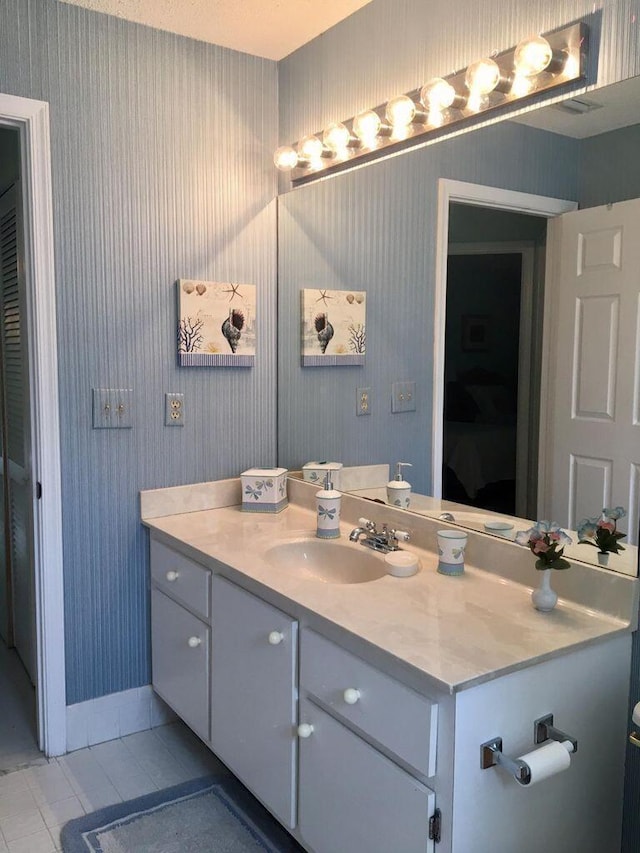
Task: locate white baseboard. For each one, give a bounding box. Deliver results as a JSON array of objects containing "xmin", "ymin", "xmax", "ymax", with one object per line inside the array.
[{"xmin": 65, "ymin": 686, "xmax": 177, "ymax": 752}]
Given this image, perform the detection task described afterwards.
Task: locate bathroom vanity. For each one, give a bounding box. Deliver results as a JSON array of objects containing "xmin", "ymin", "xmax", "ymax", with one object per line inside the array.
[{"xmin": 143, "ymin": 479, "xmax": 637, "ymax": 853}]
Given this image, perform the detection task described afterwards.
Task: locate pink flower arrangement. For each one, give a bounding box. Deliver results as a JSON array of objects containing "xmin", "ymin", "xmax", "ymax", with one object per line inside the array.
[{"xmin": 515, "ymin": 521, "xmax": 572, "ymax": 570}]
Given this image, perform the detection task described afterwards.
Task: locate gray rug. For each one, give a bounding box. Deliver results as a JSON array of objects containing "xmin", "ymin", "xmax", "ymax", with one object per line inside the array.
[{"xmin": 60, "ymin": 774, "xmax": 302, "ymax": 852}]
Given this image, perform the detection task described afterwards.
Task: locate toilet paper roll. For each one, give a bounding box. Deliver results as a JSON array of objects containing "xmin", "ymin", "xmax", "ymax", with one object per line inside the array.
[{"xmin": 516, "ymin": 740, "xmax": 573, "ymax": 786}]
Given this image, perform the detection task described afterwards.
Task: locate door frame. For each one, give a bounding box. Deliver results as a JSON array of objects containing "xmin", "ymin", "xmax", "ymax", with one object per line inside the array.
[
  {"xmin": 0, "ymin": 94, "xmax": 65, "ymax": 757},
  {"xmin": 432, "ymin": 179, "xmax": 577, "ymax": 500}
]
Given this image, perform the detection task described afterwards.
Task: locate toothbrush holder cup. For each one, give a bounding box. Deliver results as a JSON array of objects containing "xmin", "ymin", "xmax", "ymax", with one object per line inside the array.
[{"xmin": 437, "ymin": 529, "xmax": 468, "ymax": 576}]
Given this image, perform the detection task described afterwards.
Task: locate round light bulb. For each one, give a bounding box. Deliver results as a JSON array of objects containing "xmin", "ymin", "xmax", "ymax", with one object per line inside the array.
[
  {"xmin": 322, "ymin": 122, "xmax": 352, "ymax": 153},
  {"xmin": 298, "ymin": 135, "xmax": 324, "ymax": 160},
  {"xmin": 511, "ymin": 74, "xmax": 535, "ymax": 98},
  {"xmin": 465, "ymin": 58, "xmax": 501, "ymax": 95},
  {"xmin": 352, "ymin": 110, "xmax": 382, "ymax": 144},
  {"xmin": 514, "ymin": 36, "xmax": 553, "ymax": 77},
  {"xmin": 420, "ymin": 77, "xmax": 457, "ymax": 111},
  {"xmin": 385, "ymin": 95, "xmax": 416, "ymax": 129},
  {"xmin": 273, "ymin": 145, "xmax": 298, "ymax": 171},
  {"xmin": 427, "ymin": 108, "xmax": 445, "ymax": 128}
]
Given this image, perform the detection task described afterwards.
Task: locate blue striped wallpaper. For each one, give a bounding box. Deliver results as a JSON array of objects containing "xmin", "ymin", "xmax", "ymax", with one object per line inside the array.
[{"xmin": 0, "ymin": 0, "xmax": 278, "ymax": 703}]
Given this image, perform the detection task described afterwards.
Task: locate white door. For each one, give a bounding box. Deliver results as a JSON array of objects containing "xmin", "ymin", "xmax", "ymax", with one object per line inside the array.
[
  {"xmin": 542, "ymin": 198, "xmax": 640, "ymax": 543},
  {"xmin": 0, "ymin": 182, "xmax": 36, "ymax": 681}
]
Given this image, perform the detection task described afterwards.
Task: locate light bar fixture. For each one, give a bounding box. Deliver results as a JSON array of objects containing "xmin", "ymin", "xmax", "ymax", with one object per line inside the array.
[{"xmin": 275, "ymin": 22, "xmax": 588, "ymax": 185}]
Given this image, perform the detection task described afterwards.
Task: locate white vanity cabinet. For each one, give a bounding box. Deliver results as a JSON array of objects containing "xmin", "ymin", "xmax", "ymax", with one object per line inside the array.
[
  {"xmin": 298, "ymin": 629, "xmax": 438, "ymax": 853},
  {"xmin": 148, "ymin": 530, "xmax": 633, "ymax": 853},
  {"xmin": 150, "ymin": 539, "xmax": 211, "ymax": 741},
  {"xmin": 210, "ymin": 575, "xmax": 298, "ymax": 829}
]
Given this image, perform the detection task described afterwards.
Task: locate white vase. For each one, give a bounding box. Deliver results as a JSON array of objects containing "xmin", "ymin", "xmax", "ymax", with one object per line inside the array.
[
  {"xmin": 597, "ymin": 552, "xmax": 609, "ymax": 567},
  {"xmin": 531, "ymin": 568, "xmax": 558, "ymax": 612}
]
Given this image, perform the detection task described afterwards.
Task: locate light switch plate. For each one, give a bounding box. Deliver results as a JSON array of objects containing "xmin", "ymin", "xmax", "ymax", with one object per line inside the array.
[
  {"xmin": 357, "ymin": 387, "xmax": 371, "ymax": 416},
  {"xmin": 92, "ymin": 388, "xmax": 133, "ymax": 428},
  {"xmin": 391, "ymin": 381, "xmax": 416, "ymax": 413}
]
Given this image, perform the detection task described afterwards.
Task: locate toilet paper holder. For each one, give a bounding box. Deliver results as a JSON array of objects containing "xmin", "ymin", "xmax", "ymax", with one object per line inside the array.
[{"xmin": 480, "ymin": 714, "xmax": 578, "ymax": 785}]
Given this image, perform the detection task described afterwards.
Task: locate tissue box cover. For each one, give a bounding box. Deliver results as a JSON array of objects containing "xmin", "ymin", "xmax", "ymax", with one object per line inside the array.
[
  {"xmin": 241, "ymin": 467, "xmax": 288, "ymax": 513},
  {"xmin": 302, "ymin": 461, "xmax": 343, "ymax": 490}
]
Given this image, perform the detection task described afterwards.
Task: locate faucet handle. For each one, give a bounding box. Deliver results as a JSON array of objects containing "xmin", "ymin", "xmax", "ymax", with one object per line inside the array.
[
  {"xmin": 393, "ymin": 530, "xmax": 410, "ymax": 542},
  {"xmin": 358, "ymin": 517, "xmax": 377, "ymax": 531}
]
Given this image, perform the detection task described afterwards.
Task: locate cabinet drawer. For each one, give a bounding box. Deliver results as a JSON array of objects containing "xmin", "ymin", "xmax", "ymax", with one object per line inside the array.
[
  {"xmin": 301, "ymin": 629, "xmax": 437, "ymax": 777},
  {"xmin": 298, "ymin": 700, "xmax": 436, "ymax": 853},
  {"xmin": 150, "ymin": 539, "xmax": 210, "ymax": 620},
  {"xmin": 151, "ymin": 589, "xmax": 210, "ymax": 741}
]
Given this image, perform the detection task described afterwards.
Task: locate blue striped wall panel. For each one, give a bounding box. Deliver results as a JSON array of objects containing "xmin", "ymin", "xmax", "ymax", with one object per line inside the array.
[{"xmin": 0, "ymin": 0, "xmax": 278, "ymax": 703}]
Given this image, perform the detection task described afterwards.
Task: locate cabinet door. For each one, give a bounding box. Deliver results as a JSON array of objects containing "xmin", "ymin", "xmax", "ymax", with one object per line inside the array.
[
  {"xmin": 211, "ymin": 576, "xmax": 297, "ymax": 829},
  {"xmin": 151, "ymin": 589, "xmax": 210, "ymax": 741},
  {"xmin": 298, "ymin": 699, "xmax": 435, "ymax": 853}
]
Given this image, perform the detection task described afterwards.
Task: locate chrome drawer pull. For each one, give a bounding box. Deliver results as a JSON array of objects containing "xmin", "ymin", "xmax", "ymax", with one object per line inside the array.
[
  {"xmin": 187, "ymin": 636, "xmax": 202, "ymax": 648},
  {"xmin": 166, "ymin": 570, "xmax": 179, "ymax": 582}
]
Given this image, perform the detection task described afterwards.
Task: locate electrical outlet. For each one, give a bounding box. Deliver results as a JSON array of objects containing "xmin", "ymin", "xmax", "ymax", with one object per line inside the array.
[
  {"xmin": 165, "ymin": 393, "xmax": 185, "ymax": 426},
  {"xmin": 391, "ymin": 381, "xmax": 416, "ymax": 413},
  {"xmin": 92, "ymin": 388, "xmax": 133, "ymax": 428},
  {"xmin": 357, "ymin": 387, "xmax": 371, "ymax": 416}
]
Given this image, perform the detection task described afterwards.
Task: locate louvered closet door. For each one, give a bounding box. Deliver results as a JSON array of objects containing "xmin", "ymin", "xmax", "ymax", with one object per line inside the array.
[
  {"xmin": 0, "ymin": 191, "xmax": 8, "ymax": 645},
  {"xmin": 0, "ymin": 183, "xmax": 35, "ymax": 682}
]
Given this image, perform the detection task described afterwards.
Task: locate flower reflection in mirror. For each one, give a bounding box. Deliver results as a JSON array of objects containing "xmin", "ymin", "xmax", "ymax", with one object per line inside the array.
[{"xmin": 577, "ymin": 507, "xmax": 627, "ymax": 556}]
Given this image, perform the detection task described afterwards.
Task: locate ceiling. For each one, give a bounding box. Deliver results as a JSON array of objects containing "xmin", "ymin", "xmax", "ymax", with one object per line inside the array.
[
  {"xmin": 57, "ymin": 0, "xmax": 374, "ymax": 60},
  {"xmin": 511, "ymin": 76, "xmax": 640, "ymax": 138}
]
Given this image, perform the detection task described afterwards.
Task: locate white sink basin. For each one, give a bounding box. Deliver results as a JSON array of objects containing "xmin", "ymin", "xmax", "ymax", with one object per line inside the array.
[{"xmin": 264, "ymin": 539, "xmax": 387, "ymax": 584}]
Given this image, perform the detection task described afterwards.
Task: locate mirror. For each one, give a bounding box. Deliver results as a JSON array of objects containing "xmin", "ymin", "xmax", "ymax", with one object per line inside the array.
[{"xmin": 277, "ymin": 77, "xmax": 640, "ymax": 577}]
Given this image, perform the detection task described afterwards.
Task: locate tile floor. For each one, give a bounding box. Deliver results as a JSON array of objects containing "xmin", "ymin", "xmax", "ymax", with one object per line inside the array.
[
  {"xmin": 0, "ymin": 641, "xmax": 45, "ymax": 774},
  {"xmin": 0, "ymin": 722, "xmax": 226, "ymax": 852},
  {"xmin": 1, "ymin": 639, "xmax": 225, "ymax": 852}
]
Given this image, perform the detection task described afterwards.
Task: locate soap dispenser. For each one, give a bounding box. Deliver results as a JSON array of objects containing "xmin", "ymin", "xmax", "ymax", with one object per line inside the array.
[
  {"xmin": 316, "ymin": 471, "xmax": 341, "ymax": 539},
  {"xmin": 387, "ymin": 463, "xmax": 412, "ymax": 509}
]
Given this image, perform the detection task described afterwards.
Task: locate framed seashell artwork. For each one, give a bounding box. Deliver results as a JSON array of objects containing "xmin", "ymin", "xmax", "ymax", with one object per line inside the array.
[
  {"xmin": 177, "ymin": 280, "xmax": 256, "ymax": 366},
  {"xmin": 300, "ymin": 288, "xmax": 366, "ymax": 366}
]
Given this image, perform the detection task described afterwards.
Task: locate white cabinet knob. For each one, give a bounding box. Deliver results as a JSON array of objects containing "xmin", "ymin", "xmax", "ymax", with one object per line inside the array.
[
  {"xmin": 268, "ymin": 631, "xmax": 284, "ymax": 645},
  {"xmin": 187, "ymin": 636, "xmax": 202, "ymax": 648},
  {"xmin": 165, "ymin": 570, "xmax": 179, "ymax": 582},
  {"xmin": 297, "ymin": 723, "xmax": 314, "ymax": 738},
  {"xmin": 343, "ymin": 688, "xmax": 361, "ymax": 705}
]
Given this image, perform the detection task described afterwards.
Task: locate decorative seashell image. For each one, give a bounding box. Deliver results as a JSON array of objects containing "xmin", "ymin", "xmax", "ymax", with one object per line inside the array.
[
  {"xmin": 196, "ymin": 283, "xmax": 207, "ymax": 295},
  {"xmin": 346, "ymin": 294, "xmax": 355, "ymax": 304},
  {"xmin": 355, "ymin": 294, "xmax": 364, "ymax": 303},
  {"xmin": 182, "ymin": 282, "xmax": 195, "ymax": 294}
]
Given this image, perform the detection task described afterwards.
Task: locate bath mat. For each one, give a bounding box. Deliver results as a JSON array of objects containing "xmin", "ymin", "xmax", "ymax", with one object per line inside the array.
[{"xmin": 60, "ymin": 773, "xmax": 302, "ymax": 852}]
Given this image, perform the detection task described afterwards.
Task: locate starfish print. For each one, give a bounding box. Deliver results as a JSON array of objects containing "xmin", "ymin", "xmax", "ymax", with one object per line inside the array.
[
  {"xmin": 315, "ymin": 290, "xmax": 333, "ymax": 305},
  {"xmin": 222, "ymin": 283, "xmax": 243, "ymax": 302}
]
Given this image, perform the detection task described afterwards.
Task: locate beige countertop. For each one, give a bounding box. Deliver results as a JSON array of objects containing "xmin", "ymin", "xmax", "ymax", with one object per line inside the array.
[{"xmin": 143, "ymin": 496, "xmax": 635, "ymax": 696}]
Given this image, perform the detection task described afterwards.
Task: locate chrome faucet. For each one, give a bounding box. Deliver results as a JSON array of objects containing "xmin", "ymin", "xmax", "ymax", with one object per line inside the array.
[{"xmin": 349, "ymin": 517, "xmax": 410, "ymax": 553}]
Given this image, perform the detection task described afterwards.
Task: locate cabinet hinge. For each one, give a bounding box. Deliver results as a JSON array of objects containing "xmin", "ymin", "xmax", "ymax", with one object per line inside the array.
[
  {"xmin": 36, "ymin": 482, "xmax": 42, "ymax": 500},
  {"xmin": 429, "ymin": 808, "xmax": 441, "ymax": 844}
]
